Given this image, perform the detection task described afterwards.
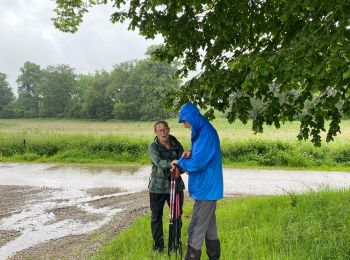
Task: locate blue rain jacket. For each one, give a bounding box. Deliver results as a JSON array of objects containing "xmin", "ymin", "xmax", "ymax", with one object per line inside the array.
[{"xmin": 176, "ymin": 103, "xmax": 223, "ymax": 200}]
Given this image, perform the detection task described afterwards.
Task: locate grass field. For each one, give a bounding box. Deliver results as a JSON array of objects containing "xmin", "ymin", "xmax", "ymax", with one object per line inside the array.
[
  {"xmin": 1, "ymin": 118, "xmax": 350, "ymax": 142},
  {"xmin": 1, "ymin": 119, "xmax": 350, "ymax": 170},
  {"xmin": 92, "ymin": 189, "xmax": 350, "ymax": 259}
]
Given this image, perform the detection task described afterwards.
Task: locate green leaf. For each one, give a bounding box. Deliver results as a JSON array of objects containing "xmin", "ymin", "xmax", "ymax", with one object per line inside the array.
[{"xmin": 343, "ymin": 69, "xmax": 350, "ymax": 80}]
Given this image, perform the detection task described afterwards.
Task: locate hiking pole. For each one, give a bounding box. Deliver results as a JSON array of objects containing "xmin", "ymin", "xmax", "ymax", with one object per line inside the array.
[
  {"xmin": 168, "ymin": 167, "xmax": 175, "ymax": 256},
  {"xmin": 175, "ymin": 179, "xmax": 182, "ymax": 260},
  {"xmin": 168, "ymin": 165, "xmax": 182, "ymax": 259}
]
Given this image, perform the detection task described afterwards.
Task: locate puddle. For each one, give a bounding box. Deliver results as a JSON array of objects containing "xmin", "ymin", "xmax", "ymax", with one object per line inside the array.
[
  {"xmin": 0, "ymin": 163, "xmax": 350, "ymax": 259},
  {"xmin": 0, "ymin": 163, "xmax": 149, "ymax": 192},
  {"xmin": 0, "ymin": 163, "xmax": 149, "ymax": 259}
]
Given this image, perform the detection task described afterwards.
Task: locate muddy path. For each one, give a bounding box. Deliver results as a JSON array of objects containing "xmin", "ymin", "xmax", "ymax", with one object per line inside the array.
[
  {"xmin": 1, "ymin": 163, "xmax": 350, "ymax": 259},
  {"xmin": 0, "ymin": 185, "xmax": 149, "ymax": 259}
]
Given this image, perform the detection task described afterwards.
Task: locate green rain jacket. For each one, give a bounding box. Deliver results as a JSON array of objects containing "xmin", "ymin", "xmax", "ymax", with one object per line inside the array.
[{"xmin": 148, "ymin": 135, "xmax": 185, "ymax": 193}]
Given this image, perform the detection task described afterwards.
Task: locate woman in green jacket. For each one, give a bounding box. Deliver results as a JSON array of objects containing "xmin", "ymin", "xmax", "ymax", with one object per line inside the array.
[{"xmin": 149, "ymin": 120, "xmax": 185, "ymax": 252}]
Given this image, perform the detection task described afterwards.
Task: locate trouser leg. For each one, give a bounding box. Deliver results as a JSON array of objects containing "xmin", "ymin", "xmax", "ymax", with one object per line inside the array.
[
  {"xmin": 186, "ymin": 200, "xmax": 217, "ymax": 259},
  {"xmin": 168, "ymin": 190, "xmax": 184, "ymax": 251},
  {"xmin": 150, "ymin": 192, "xmax": 168, "ymax": 251}
]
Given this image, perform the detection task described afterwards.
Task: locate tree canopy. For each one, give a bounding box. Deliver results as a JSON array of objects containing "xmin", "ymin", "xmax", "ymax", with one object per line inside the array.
[
  {"xmin": 39, "ymin": 65, "xmax": 76, "ymax": 117},
  {"xmin": 113, "ymin": 59, "xmax": 179, "ymax": 120},
  {"xmin": 17, "ymin": 61, "xmax": 42, "ymax": 117},
  {"xmin": 0, "ymin": 73, "xmax": 14, "ymax": 117},
  {"xmin": 53, "ymin": 0, "xmax": 350, "ymax": 145}
]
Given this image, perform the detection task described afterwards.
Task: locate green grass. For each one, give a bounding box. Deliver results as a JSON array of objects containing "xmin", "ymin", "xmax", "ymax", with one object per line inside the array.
[
  {"xmin": 221, "ymin": 139, "xmax": 350, "ymax": 169},
  {"xmin": 0, "ymin": 132, "xmax": 150, "ymax": 164},
  {"xmin": 1, "ymin": 119, "xmax": 350, "ymax": 169},
  {"xmin": 0, "ymin": 132, "xmax": 350, "ymax": 170},
  {"xmin": 92, "ymin": 189, "xmax": 350, "ymax": 259},
  {"xmin": 1, "ymin": 131, "xmax": 350, "ymax": 170},
  {"xmin": 1, "ymin": 118, "xmax": 350, "ymax": 142}
]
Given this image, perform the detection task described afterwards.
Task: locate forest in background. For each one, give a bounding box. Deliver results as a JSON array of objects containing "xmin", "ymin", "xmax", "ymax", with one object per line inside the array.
[{"xmin": 0, "ymin": 47, "xmax": 180, "ymax": 121}]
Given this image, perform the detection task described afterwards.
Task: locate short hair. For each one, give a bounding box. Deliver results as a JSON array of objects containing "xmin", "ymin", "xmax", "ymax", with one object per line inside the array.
[{"xmin": 154, "ymin": 120, "xmax": 169, "ymax": 132}]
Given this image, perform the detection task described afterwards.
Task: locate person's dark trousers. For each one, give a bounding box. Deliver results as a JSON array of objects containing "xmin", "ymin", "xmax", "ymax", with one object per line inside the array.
[{"xmin": 149, "ymin": 191, "xmax": 184, "ymax": 252}]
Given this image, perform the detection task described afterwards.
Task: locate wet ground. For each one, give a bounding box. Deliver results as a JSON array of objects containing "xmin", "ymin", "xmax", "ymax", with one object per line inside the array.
[
  {"xmin": 0, "ymin": 163, "xmax": 150, "ymax": 259},
  {"xmin": 5, "ymin": 189, "xmax": 149, "ymax": 260},
  {"xmin": 1, "ymin": 163, "xmax": 350, "ymax": 259}
]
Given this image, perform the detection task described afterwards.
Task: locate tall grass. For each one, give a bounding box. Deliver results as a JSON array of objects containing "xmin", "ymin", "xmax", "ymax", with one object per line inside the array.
[
  {"xmin": 221, "ymin": 140, "xmax": 350, "ymax": 168},
  {"xmin": 92, "ymin": 189, "xmax": 350, "ymax": 259},
  {"xmin": 219, "ymin": 189, "xmax": 350, "ymax": 259},
  {"xmin": 1, "ymin": 132, "xmax": 350, "ymax": 169},
  {"xmin": 0, "ymin": 132, "xmax": 150, "ymax": 164}
]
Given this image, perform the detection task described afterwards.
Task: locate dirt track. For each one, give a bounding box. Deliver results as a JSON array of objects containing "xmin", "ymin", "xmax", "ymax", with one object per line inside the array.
[
  {"xmin": 2, "ymin": 163, "xmax": 350, "ymax": 259},
  {"xmin": 0, "ymin": 185, "xmax": 149, "ymax": 259}
]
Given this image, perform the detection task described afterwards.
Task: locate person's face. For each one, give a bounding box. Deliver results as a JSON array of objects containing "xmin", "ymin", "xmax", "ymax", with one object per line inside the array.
[
  {"xmin": 155, "ymin": 123, "xmax": 170, "ymax": 143},
  {"xmin": 182, "ymin": 120, "xmax": 191, "ymax": 129}
]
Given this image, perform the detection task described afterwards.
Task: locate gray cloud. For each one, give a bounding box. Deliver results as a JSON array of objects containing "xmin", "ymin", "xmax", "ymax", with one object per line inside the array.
[{"xmin": 0, "ymin": 0, "xmax": 162, "ymax": 94}]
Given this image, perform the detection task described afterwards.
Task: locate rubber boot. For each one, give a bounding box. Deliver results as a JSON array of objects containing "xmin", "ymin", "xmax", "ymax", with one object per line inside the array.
[
  {"xmin": 153, "ymin": 237, "xmax": 164, "ymax": 252},
  {"xmin": 185, "ymin": 245, "xmax": 201, "ymax": 260},
  {"xmin": 205, "ymin": 239, "xmax": 220, "ymax": 260}
]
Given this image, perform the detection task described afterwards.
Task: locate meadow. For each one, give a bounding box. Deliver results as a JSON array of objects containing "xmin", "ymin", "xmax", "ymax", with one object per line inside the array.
[
  {"xmin": 1, "ymin": 118, "xmax": 350, "ymax": 142},
  {"xmin": 92, "ymin": 189, "xmax": 350, "ymax": 259},
  {"xmin": 1, "ymin": 118, "xmax": 350, "ymax": 170}
]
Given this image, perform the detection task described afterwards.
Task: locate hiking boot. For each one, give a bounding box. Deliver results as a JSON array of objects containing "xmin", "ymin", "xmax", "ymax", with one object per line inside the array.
[
  {"xmin": 185, "ymin": 245, "xmax": 201, "ymax": 260},
  {"xmin": 205, "ymin": 239, "xmax": 220, "ymax": 260},
  {"xmin": 153, "ymin": 238, "xmax": 164, "ymax": 252}
]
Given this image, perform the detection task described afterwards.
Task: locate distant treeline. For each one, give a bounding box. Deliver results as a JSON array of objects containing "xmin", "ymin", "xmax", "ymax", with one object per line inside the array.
[{"xmin": 0, "ymin": 49, "xmax": 180, "ymax": 121}]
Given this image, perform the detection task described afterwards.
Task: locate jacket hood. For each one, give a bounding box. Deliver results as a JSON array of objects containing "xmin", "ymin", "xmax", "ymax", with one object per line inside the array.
[{"xmin": 178, "ymin": 103, "xmax": 207, "ymax": 136}]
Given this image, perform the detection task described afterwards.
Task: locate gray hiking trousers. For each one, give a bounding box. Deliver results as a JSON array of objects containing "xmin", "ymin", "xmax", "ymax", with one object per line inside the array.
[{"xmin": 188, "ymin": 200, "xmax": 218, "ymax": 250}]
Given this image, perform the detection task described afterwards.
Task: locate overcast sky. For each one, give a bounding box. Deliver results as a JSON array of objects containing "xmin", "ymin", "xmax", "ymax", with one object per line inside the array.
[{"xmin": 0, "ymin": 0, "xmax": 162, "ymax": 94}]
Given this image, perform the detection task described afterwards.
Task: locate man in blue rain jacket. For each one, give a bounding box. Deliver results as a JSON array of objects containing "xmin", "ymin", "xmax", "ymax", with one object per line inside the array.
[{"xmin": 171, "ymin": 103, "xmax": 223, "ymax": 260}]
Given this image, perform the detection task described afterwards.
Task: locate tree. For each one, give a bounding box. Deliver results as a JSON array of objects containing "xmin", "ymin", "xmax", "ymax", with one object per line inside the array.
[
  {"xmin": 83, "ymin": 71, "xmax": 115, "ymax": 120},
  {"xmin": 113, "ymin": 58, "xmax": 179, "ymax": 121},
  {"xmin": 40, "ymin": 65, "xmax": 76, "ymax": 117},
  {"xmin": 65, "ymin": 74, "xmax": 94, "ymax": 118},
  {"xmin": 0, "ymin": 73, "xmax": 15, "ymax": 118},
  {"xmin": 53, "ymin": 0, "xmax": 350, "ymax": 145},
  {"xmin": 16, "ymin": 61, "xmax": 42, "ymax": 117}
]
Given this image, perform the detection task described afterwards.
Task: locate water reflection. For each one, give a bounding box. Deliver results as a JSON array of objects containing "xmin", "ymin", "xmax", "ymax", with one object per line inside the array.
[
  {"xmin": 47, "ymin": 163, "xmax": 142, "ymax": 175},
  {"xmin": 0, "ymin": 163, "xmax": 151, "ymax": 192}
]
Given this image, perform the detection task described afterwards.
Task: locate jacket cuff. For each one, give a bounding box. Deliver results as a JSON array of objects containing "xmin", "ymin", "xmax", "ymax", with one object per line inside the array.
[{"xmin": 177, "ymin": 157, "xmax": 186, "ymax": 171}]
